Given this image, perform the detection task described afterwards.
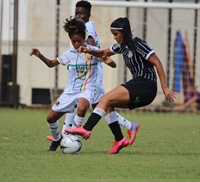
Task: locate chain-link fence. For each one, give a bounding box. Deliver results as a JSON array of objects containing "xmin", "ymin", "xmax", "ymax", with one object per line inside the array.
[{"xmin": 1, "ymin": 0, "xmax": 199, "ymax": 113}]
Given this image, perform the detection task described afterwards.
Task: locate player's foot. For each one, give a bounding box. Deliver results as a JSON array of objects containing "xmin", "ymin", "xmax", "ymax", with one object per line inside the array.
[
  {"xmin": 127, "ymin": 122, "xmax": 140, "ymax": 145},
  {"xmin": 46, "ymin": 136, "xmax": 54, "ymax": 142},
  {"xmin": 48, "ymin": 136, "xmax": 62, "ymax": 151},
  {"xmin": 108, "ymin": 137, "xmax": 129, "ymax": 154},
  {"xmin": 65, "ymin": 126, "xmax": 91, "ymax": 139},
  {"xmin": 46, "ymin": 134, "xmax": 64, "ymax": 142}
]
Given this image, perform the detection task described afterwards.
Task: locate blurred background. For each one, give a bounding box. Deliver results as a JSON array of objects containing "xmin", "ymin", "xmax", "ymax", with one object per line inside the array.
[{"xmin": 0, "ymin": 0, "xmax": 199, "ymax": 113}]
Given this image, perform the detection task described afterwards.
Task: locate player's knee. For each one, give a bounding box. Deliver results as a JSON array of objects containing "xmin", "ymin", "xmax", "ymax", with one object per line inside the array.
[
  {"xmin": 46, "ymin": 115, "xmax": 54, "ymax": 123},
  {"xmin": 77, "ymin": 104, "xmax": 89, "ymax": 115},
  {"xmin": 100, "ymin": 94, "xmax": 112, "ymax": 105}
]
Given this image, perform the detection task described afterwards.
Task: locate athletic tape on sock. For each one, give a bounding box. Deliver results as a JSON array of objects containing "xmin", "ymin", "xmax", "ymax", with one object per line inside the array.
[{"xmin": 93, "ymin": 108, "xmax": 106, "ymax": 117}]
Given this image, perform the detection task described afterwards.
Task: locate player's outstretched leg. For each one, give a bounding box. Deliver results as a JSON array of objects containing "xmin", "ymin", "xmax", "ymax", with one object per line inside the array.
[{"xmin": 65, "ymin": 126, "xmax": 91, "ymax": 139}]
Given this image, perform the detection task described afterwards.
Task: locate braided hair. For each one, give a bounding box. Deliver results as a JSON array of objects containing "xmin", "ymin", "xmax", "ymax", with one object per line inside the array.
[
  {"xmin": 63, "ymin": 17, "xmax": 86, "ymax": 39},
  {"xmin": 110, "ymin": 17, "xmax": 135, "ymax": 50}
]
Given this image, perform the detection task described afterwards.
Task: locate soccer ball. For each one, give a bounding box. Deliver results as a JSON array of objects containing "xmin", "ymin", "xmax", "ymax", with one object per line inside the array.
[{"xmin": 60, "ymin": 134, "xmax": 82, "ymax": 154}]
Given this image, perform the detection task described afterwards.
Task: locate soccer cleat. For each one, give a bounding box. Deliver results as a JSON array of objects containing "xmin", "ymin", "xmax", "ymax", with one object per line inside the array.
[
  {"xmin": 127, "ymin": 122, "xmax": 140, "ymax": 145},
  {"xmin": 108, "ymin": 137, "xmax": 129, "ymax": 154},
  {"xmin": 65, "ymin": 126, "xmax": 91, "ymax": 139},
  {"xmin": 46, "ymin": 136, "xmax": 54, "ymax": 142},
  {"xmin": 46, "ymin": 133, "xmax": 64, "ymax": 142},
  {"xmin": 48, "ymin": 136, "xmax": 62, "ymax": 151}
]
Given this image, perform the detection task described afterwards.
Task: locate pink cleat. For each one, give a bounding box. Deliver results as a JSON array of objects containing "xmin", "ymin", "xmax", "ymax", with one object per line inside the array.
[
  {"xmin": 65, "ymin": 126, "xmax": 91, "ymax": 139},
  {"xmin": 46, "ymin": 134, "xmax": 63, "ymax": 142},
  {"xmin": 46, "ymin": 136, "xmax": 54, "ymax": 141},
  {"xmin": 108, "ymin": 137, "xmax": 129, "ymax": 154},
  {"xmin": 127, "ymin": 122, "xmax": 140, "ymax": 145}
]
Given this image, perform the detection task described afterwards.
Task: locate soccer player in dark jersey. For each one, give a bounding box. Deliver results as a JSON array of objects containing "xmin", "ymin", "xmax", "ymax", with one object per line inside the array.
[
  {"xmin": 66, "ymin": 17, "xmax": 176, "ymax": 154},
  {"xmin": 59, "ymin": 1, "xmax": 139, "ymax": 146}
]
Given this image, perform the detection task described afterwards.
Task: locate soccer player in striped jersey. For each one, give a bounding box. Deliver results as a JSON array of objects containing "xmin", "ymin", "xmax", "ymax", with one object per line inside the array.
[
  {"xmin": 66, "ymin": 17, "xmax": 176, "ymax": 154},
  {"xmin": 29, "ymin": 17, "xmax": 117, "ymax": 151},
  {"xmin": 62, "ymin": 0, "xmax": 139, "ymax": 146}
]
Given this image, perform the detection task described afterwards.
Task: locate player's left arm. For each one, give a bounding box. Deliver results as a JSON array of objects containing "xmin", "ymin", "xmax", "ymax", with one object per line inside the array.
[{"xmin": 148, "ymin": 53, "xmax": 176, "ymax": 102}]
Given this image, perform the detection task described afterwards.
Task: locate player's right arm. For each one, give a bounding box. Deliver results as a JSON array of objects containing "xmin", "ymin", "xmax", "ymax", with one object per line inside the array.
[
  {"xmin": 29, "ymin": 48, "xmax": 59, "ymax": 67},
  {"xmin": 86, "ymin": 38, "xmax": 116, "ymax": 68},
  {"xmin": 78, "ymin": 46, "xmax": 114, "ymax": 58}
]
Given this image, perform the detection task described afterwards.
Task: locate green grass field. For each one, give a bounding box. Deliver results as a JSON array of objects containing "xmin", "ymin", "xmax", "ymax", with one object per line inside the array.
[{"xmin": 0, "ymin": 108, "xmax": 199, "ymax": 182}]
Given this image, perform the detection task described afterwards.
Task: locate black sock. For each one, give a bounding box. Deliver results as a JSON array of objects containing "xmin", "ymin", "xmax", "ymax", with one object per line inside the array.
[
  {"xmin": 83, "ymin": 113, "xmax": 102, "ymax": 131},
  {"xmin": 108, "ymin": 121, "xmax": 124, "ymax": 141}
]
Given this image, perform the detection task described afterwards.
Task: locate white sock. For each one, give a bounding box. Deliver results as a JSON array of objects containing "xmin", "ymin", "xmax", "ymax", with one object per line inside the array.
[
  {"xmin": 116, "ymin": 112, "xmax": 132, "ymax": 130},
  {"xmin": 61, "ymin": 108, "xmax": 77, "ymax": 135},
  {"xmin": 48, "ymin": 121, "xmax": 61, "ymax": 141},
  {"xmin": 104, "ymin": 111, "xmax": 118, "ymax": 124},
  {"xmin": 74, "ymin": 114, "xmax": 85, "ymax": 126}
]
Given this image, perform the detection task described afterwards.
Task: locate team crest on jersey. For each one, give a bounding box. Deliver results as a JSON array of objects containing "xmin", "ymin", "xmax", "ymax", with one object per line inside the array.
[{"xmin": 76, "ymin": 66, "xmax": 88, "ymax": 78}]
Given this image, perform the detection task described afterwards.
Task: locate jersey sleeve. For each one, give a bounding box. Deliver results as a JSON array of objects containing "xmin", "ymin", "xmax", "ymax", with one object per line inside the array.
[
  {"xmin": 110, "ymin": 43, "xmax": 121, "ymax": 53},
  {"xmin": 85, "ymin": 22, "xmax": 96, "ymax": 40},
  {"xmin": 135, "ymin": 39, "xmax": 155, "ymax": 60},
  {"xmin": 85, "ymin": 21, "xmax": 100, "ymax": 48},
  {"xmin": 57, "ymin": 50, "xmax": 70, "ymax": 66}
]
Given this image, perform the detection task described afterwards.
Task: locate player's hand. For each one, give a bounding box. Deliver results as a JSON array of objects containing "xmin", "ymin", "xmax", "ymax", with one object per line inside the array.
[
  {"xmin": 29, "ymin": 48, "xmax": 41, "ymax": 57},
  {"xmin": 163, "ymin": 88, "xmax": 176, "ymax": 102},
  {"xmin": 101, "ymin": 56, "xmax": 110, "ymax": 63},
  {"xmin": 101, "ymin": 56, "xmax": 117, "ymax": 68},
  {"xmin": 77, "ymin": 46, "xmax": 88, "ymax": 53}
]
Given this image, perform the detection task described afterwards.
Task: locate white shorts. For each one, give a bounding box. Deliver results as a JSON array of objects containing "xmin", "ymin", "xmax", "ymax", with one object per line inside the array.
[
  {"xmin": 52, "ymin": 90, "xmax": 94, "ymax": 113},
  {"xmin": 93, "ymin": 83, "xmax": 106, "ymax": 104}
]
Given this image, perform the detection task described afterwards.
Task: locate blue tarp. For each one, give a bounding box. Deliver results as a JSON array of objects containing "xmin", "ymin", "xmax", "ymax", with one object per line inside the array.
[{"xmin": 173, "ymin": 30, "xmax": 183, "ymax": 92}]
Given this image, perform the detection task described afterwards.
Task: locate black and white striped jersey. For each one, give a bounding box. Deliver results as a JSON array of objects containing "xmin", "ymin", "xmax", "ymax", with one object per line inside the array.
[{"xmin": 110, "ymin": 36, "xmax": 157, "ymax": 82}]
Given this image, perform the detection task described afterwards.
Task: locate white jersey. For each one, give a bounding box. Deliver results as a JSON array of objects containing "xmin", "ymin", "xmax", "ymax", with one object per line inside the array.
[
  {"xmin": 57, "ymin": 45, "xmax": 100, "ymax": 94},
  {"xmin": 85, "ymin": 21, "xmax": 103, "ymax": 83},
  {"xmin": 85, "ymin": 21, "xmax": 100, "ymax": 48}
]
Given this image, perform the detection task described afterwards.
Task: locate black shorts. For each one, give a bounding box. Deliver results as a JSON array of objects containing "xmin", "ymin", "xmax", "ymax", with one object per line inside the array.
[{"xmin": 121, "ymin": 77, "xmax": 157, "ymax": 110}]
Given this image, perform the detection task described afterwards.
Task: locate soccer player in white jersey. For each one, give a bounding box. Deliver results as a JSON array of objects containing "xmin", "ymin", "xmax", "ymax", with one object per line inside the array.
[
  {"xmin": 29, "ymin": 17, "xmax": 117, "ymax": 151},
  {"xmin": 61, "ymin": 0, "xmax": 140, "ymax": 146},
  {"xmin": 66, "ymin": 17, "xmax": 176, "ymax": 154}
]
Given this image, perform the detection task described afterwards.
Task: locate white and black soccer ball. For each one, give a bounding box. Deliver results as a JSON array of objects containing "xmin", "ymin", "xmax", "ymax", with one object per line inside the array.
[{"xmin": 60, "ymin": 134, "xmax": 82, "ymax": 154}]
